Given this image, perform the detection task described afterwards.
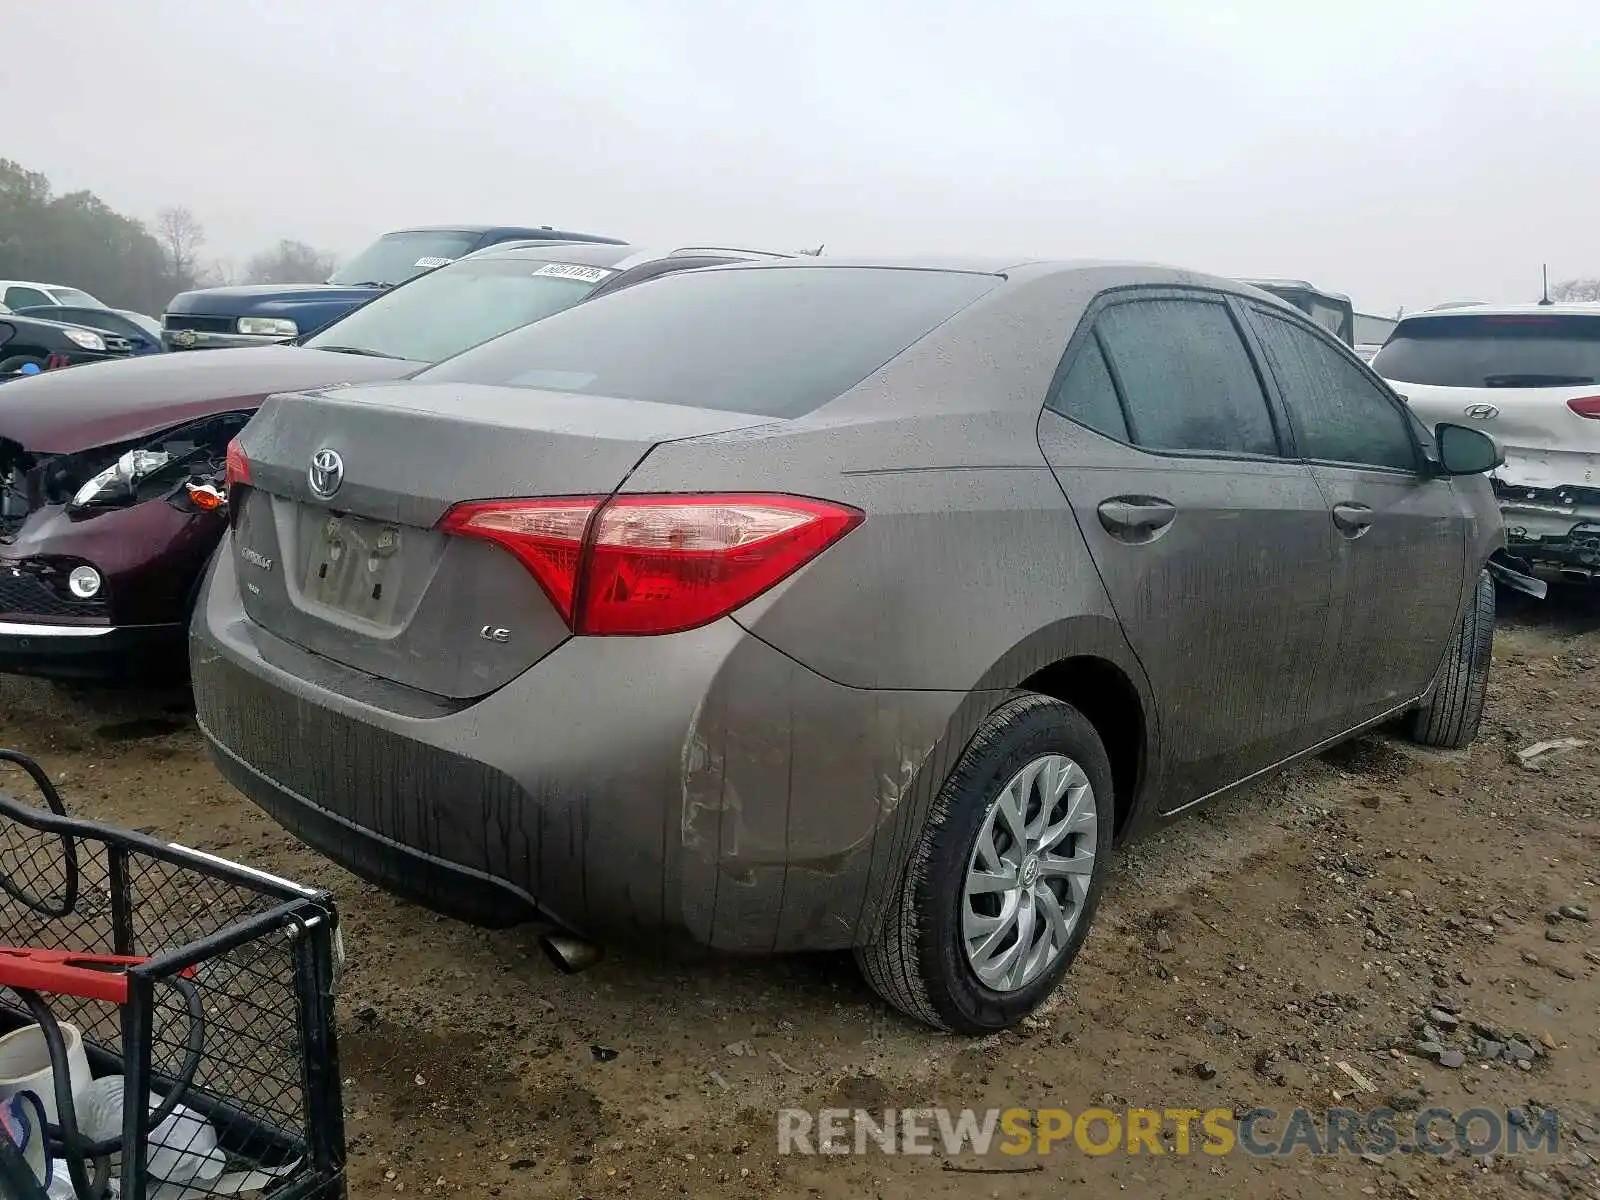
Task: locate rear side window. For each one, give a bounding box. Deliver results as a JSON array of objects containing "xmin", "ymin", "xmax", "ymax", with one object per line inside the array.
[
  {"xmin": 1046, "ymin": 339, "xmax": 1129, "ymax": 441},
  {"xmin": 418, "ymin": 266, "xmax": 999, "ymax": 417},
  {"xmin": 1252, "ymin": 310, "xmax": 1418, "ymax": 471},
  {"xmin": 1372, "ymin": 313, "xmax": 1600, "ymax": 387},
  {"xmin": 1095, "ymin": 298, "xmax": 1279, "ymax": 456},
  {"xmin": 4, "ymin": 287, "xmax": 52, "ymax": 309}
]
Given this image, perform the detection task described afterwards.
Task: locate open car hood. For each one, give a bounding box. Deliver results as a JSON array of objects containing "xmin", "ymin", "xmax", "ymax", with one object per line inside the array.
[{"xmin": 0, "ymin": 346, "xmax": 415, "ymax": 453}]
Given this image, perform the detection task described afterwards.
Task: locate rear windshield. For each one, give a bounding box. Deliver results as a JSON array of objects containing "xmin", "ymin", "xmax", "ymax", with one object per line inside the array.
[
  {"xmin": 305, "ymin": 258, "xmax": 611, "ymax": 363},
  {"xmin": 47, "ymin": 287, "xmax": 102, "ymax": 307},
  {"xmin": 1372, "ymin": 313, "xmax": 1600, "ymax": 387},
  {"xmin": 327, "ymin": 231, "xmax": 483, "ymax": 287},
  {"xmin": 416, "ymin": 265, "xmax": 1000, "ymax": 417}
]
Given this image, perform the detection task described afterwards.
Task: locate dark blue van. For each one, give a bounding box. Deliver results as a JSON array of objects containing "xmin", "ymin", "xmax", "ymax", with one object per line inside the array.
[{"xmin": 161, "ymin": 224, "xmax": 625, "ymax": 350}]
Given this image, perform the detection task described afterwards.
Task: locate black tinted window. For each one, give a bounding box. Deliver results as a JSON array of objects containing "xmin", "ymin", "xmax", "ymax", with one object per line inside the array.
[
  {"xmin": 419, "ymin": 266, "xmax": 999, "ymax": 417},
  {"xmin": 1047, "ymin": 339, "xmax": 1128, "ymax": 441},
  {"xmin": 3, "ymin": 287, "xmax": 52, "ymax": 310},
  {"xmin": 1254, "ymin": 311, "xmax": 1417, "ymax": 471},
  {"xmin": 1095, "ymin": 299, "xmax": 1278, "ymax": 455},
  {"xmin": 1372, "ymin": 313, "xmax": 1600, "ymax": 387}
]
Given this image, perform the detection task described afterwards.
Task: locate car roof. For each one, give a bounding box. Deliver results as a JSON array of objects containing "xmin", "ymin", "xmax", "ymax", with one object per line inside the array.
[
  {"xmin": 679, "ymin": 255, "xmax": 1301, "ymax": 294},
  {"xmin": 0, "ymin": 279, "xmax": 65, "ymax": 290},
  {"xmin": 1237, "ymin": 277, "xmax": 1354, "ymax": 303},
  {"xmin": 1399, "ymin": 301, "xmax": 1600, "ymax": 322},
  {"xmin": 385, "ymin": 224, "xmax": 625, "ymax": 243}
]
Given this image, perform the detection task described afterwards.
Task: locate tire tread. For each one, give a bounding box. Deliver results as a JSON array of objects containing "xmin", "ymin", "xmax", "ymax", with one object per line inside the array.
[
  {"xmin": 1408, "ymin": 569, "xmax": 1494, "ymax": 750},
  {"xmin": 856, "ymin": 693, "xmax": 1103, "ymax": 1031}
]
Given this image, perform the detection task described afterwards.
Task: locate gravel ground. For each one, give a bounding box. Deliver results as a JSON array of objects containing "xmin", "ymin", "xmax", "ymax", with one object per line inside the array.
[{"xmin": 0, "ymin": 589, "xmax": 1596, "ymax": 1199}]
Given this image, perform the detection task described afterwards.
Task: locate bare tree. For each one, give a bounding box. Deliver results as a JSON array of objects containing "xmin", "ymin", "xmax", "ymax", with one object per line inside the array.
[
  {"xmin": 155, "ymin": 206, "xmax": 206, "ymax": 288},
  {"xmin": 244, "ymin": 239, "xmax": 337, "ymax": 285},
  {"xmin": 1550, "ymin": 277, "xmax": 1600, "ymax": 302},
  {"xmin": 198, "ymin": 257, "xmax": 239, "ymax": 287}
]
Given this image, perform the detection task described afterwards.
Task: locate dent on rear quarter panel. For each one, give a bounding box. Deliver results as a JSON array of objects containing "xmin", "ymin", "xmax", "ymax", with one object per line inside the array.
[
  {"xmin": 682, "ymin": 630, "xmax": 966, "ymax": 951},
  {"xmin": 625, "ymin": 401, "xmax": 1152, "ymax": 949}
]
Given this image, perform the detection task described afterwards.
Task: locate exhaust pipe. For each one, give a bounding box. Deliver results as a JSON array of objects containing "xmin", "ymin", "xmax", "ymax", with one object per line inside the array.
[{"xmin": 541, "ymin": 933, "xmax": 603, "ymax": 974}]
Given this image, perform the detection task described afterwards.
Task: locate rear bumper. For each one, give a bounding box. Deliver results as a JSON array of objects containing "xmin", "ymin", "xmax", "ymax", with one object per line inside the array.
[
  {"xmin": 190, "ymin": 541, "xmax": 966, "ymax": 952},
  {"xmin": 1495, "ymin": 484, "xmax": 1600, "ymax": 574},
  {"xmin": 0, "ymin": 620, "xmax": 187, "ymax": 682}
]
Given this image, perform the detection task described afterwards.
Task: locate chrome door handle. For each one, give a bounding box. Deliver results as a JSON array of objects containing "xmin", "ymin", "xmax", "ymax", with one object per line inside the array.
[
  {"xmin": 1332, "ymin": 502, "xmax": 1374, "ymax": 536},
  {"xmin": 1097, "ymin": 497, "xmax": 1177, "ymax": 535}
]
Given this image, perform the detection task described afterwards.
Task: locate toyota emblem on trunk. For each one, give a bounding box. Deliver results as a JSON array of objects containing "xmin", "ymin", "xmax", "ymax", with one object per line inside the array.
[
  {"xmin": 1463, "ymin": 403, "xmax": 1500, "ymax": 420},
  {"xmin": 308, "ymin": 448, "xmax": 344, "ymax": 499}
]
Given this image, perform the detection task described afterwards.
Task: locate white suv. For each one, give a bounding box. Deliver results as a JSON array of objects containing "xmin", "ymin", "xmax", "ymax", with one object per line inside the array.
[{"xmin": 1372, "ymin": 303, "xmax": 1600, "ymax": 581}]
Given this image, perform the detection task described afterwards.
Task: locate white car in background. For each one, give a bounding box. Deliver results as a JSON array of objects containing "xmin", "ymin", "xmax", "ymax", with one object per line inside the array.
[
  {"xmin": 0, "ymin": 279, "xmax": 108, "ymax": 310},
  {"xmin": 1372, "ymin": 303, "xmax": 1600, "ymax": 581}
]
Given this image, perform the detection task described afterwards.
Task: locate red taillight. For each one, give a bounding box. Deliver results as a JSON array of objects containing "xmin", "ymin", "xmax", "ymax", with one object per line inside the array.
[
  {"xmin": 225, "ymin": 437, "xmax": 252, "ymax": 491},
  {"xmin": 438, "ymin": 498, "xmax": 600, "ymax": 624},
  {"xmin": 1567, "ymin": 395, "xmax": 1600, "ymax": 419},
  {"xmin": 437, "ymin": 493, "xmax": 864, "ymax": 636}
]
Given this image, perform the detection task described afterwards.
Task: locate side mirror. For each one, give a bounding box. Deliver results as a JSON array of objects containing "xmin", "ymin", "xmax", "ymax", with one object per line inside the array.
[{"xmin": 1434, "ymin": 422, "xmax": 1504, "ymax": 476}]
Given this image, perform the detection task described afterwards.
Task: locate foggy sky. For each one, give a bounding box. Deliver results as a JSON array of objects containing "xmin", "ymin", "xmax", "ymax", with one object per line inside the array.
[{"xmin": 7, "ymin": 0, "xmax": 1597, "ymax": 315}]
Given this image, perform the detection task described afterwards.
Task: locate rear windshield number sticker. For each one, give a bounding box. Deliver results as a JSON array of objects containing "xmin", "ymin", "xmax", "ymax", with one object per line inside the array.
[{"xmin": 531, "ymin": 263, "xmax": 611, "ymax": 283}]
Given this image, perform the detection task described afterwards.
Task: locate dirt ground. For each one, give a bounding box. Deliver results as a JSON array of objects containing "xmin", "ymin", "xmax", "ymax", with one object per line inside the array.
[{"xmin": 0, "ymin": 590, "xmax": 1596, "ymax": 1200}]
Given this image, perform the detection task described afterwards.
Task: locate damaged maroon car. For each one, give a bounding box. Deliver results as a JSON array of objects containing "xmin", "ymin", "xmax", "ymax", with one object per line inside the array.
[
  {"xmin": 0, "ymin": 240, "xmax": 790, "ymax": 680},
  {"xmin": 0, "ymin": 352, "xmax": 406, "ymax": 680}
]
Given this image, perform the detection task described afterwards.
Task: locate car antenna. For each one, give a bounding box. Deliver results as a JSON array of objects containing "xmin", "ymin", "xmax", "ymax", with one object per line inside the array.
[{"xmin": 1539, "ymin": 263, "xmax": 1554, "ymax": 306}]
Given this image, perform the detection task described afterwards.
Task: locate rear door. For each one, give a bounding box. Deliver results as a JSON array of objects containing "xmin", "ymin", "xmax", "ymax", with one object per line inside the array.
[
  {"xmin": 1247, "ymin": 304, "xmax": 1468, "ymax": 728},
  {"xmin": 1037, "ymin": 290, "xmax": 1338, "ymax": 809}
]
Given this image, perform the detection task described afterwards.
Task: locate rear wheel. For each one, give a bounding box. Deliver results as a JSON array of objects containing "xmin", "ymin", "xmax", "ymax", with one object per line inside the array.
[
  {"xmin": 856, "ymin": 694, "xmax": 1114, "ymax": 1033},
  {"xmin": 1407, "ymin": 568, "xmax": 1494, "ymax": 749}
]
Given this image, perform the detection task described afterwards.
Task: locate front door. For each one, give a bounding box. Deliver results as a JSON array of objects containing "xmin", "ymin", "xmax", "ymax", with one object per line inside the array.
[
  {"xmin": 1037, "ymin": 291, "xmax": 1339, "ymax": 809},
  {"xmin": 1244, "ymin": 303, "xmax": 1468, "ymax": 728}
]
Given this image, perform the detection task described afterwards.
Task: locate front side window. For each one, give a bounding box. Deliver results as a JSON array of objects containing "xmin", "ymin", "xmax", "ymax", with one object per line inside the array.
[
  {"xmin": 418, "ymin": 265, "xmax": 1000, "ymax": 418},
  {"xmin": 1252, "ymin": 309, "xmax": 1418, "ymax": 471},
  {"xmin": 305, "ymin": 258, "xmax": 613, "ymax": 363},
  {"xmin": 1094, "ymin": 298, "xmax": 1279, "ymax": 456}
]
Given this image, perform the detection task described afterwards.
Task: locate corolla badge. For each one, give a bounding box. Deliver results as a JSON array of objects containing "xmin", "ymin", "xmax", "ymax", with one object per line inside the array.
[
  {"xmin": 1463, "ymin": 403, "xmax": 1500, "ymax": 420},
  {"xmin": 308, "ymin": 448, "xmax": 344, "ymax": 499}
]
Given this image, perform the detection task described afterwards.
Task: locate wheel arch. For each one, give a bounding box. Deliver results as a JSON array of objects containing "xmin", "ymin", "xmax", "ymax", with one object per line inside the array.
[{"xmin": 858, "ymin": 615, "xmax": 1160, "ymax": 942}]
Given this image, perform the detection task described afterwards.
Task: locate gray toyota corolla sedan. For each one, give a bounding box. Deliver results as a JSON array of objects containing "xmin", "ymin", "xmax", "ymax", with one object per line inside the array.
[{"xmin": 191, "ymin": 259, "xmax": 1504, "ymax": 1032}]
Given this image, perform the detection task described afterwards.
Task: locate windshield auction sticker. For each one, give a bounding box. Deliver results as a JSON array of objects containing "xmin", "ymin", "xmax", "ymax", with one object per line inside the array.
[{"xmin": 531, "ymin": 263, "xmax": 613, "ymax": 283}]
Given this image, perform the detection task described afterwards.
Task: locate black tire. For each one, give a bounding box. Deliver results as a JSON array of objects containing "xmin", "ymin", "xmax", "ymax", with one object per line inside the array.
[
  {"xmin": 1407, "ymin": 568, "xmax": 1494, "ymax": 749},
  {"xmin": 855, "ymin": 693, "xmax": 1115, "ymax": 1033},
  {"xmin": 0, "ymin": 355, "xmax": 46, "ymax": 376}
]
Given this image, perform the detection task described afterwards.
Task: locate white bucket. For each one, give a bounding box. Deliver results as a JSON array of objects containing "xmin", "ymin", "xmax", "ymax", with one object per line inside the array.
[{"xmin": 0, "ymin": 1022, "xmax": 93, "ymax": 1124}]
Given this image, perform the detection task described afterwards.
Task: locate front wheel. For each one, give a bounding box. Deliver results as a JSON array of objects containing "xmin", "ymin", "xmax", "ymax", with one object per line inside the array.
[
  {"xmin": 856, "ymin": 694, "xmax": 1115, "ymax": 1033},
  {"xmin": 1407, "ymin": 568, "xmax": 1494, "ymax": 750}
]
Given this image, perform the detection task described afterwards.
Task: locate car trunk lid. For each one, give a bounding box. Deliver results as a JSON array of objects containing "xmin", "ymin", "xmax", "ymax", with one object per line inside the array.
[{"xmin": 231, "ymin": 381, "xmax": 773, "ymax": 697}]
